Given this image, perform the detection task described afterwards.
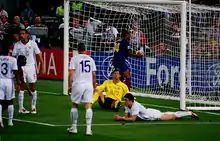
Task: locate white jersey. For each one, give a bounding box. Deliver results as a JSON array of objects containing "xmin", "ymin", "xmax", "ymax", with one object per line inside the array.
[
  {"xmin": 125, "ymin": 101, "xmax": 162, "ymax": 120},
  {"xmin": 12, "ymin": 40, "xmax": 41, "ymax": 66},
  {"xmin": 69, "ymin": 54, "xmax": 96, "ymax": 86},
  {"xmin": 0, "ymin": 56, "xmax": 18, "ymax": 79}
]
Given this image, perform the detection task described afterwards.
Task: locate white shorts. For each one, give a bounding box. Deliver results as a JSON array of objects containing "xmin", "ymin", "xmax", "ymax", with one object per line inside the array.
[
  {"xmin": 0, "ymin": 79, "xmax": 15, "ymax": 100},
  {"xmin": 71, "ymin": 84, "xmax": 93, "ymax": 104},
  {"xmin": 22, "ymin": 65, "xmax": 37, "ymax": 83},
  {"xmin": 141, "ymin": 108, "xmax": 162, "ymax": 121}
]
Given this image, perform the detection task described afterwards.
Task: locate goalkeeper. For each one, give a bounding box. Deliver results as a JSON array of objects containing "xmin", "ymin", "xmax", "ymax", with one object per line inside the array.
[
  {"xmin": 113, "ymin": 29, "xmax": 143, "ymax": 90},
  {"xmin": 92, "ymin": 68, "xmax": 129, "ymax": 112}
]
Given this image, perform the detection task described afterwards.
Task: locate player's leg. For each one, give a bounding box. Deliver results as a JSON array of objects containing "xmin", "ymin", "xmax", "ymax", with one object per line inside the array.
[
  {"xmin": 29, "ymin": 83, "xmax": 37, "ymax": 114},
  {"xmin": 18, "ymin": 67, "xmax": 29, "ymax": 114},
  {"xmin": 121, "ymin": 64, "xmax": 131, "ymax": 90},
  {"xmin": 68, "ymin": 103, "xmax": 79, "ymax": 134},
  {"xmin": 83, "ymin": 86, "xmax": 94, "ymax": 136},
  {"xmin": 0, "ymin": 80, "xmax": 5, "ymax": 127},
  {"xmin": 5, "ymin": 80, "xmax": 15, "ymax": 126},
  {"xmin": 27, "ymin": 65, "xmax": 38, "ymax": 114},
  {"xmin": 7, "ymin": 100, "xmax": 14, "ymax": 126},
  {"xmin": 0, "ymin": 100, "xmax": 3, "ymax": 128},
  {"xmin": 68, "ymin": 85, "xmax": 83, "ymax": 134},
  {"xmin": 160, "ymin": 111, "xmax": 198, "ymax": 120}
]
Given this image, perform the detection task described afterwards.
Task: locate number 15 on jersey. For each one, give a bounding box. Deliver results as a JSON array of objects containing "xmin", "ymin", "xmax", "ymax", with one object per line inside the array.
[{"xmin": 80, "ymin": 60, "xmax": 91, "ymax": 73}]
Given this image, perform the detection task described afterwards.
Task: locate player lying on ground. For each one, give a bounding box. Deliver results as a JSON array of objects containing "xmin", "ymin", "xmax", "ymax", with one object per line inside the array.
[
  {"xmin": 67, "ymin": 43, "xmax": 96, "ymax": 136},
  {"xmin": 92, "ymin": 68, "xmax": 129, "ymax": 112},
  {"xmin": 0, "ymin": 45, "xmax": 19, "ymax": 128},
  {"xmin": 12, "ymin": 29, "xmax": 45, "ymax": 114},
  {"xmin": 113, "ymin": 29, "xmax": 144, "ymax": 90},
  {"xmin": 114, "ymin": 93, "xmax": 199, "ymax": 122}
]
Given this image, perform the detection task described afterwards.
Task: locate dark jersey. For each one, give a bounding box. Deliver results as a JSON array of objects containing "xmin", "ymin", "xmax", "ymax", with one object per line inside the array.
[{"xmin": 113, "ymin": 39, "xmax": 130, "ymax": 66}]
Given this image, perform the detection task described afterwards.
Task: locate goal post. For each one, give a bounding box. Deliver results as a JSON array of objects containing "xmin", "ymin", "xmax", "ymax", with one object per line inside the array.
[{"xmin": 63, "ymin": 0, "xmax": 220, "ymax": 110}]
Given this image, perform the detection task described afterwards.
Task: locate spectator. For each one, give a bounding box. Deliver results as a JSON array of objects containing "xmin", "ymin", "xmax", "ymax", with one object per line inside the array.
[
  {"xmin": 130, "ymin": 22, "xmax": 147, "ymax": 53},
  {"xmin": 13, "ymin": 16, "xmax": 25, "ymax": 29},
  {"xmin": 21, "ymin": 1, "xmax": 35, "ymax": 25},
  {"xmin": 27, "ymin": 16, "xmax": 49, "ymax": 48},
  {"xmin": 11, "ymin": 27, "xmax": 20, "ymax": 44},
  {"xmin": 71, "ymin": 1, "xmax": 83, "ymax": 15},
  {"xmin": 171, "ymin": 23, "xmax": 180, "ymax": 37},
  {"xmin": 0, "ymin": 15, "xmax": 10, "ymax": 41},
  {"xmin": 0, "ymin": 4, "xmax": 8, "ymax": 19},
  {"xmin": 56, "ymin": 3, "xmax": 64, "ymax": 18}
]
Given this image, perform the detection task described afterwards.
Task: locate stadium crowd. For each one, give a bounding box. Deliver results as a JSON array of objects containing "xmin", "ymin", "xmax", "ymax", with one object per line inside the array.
[{"xmin": 0, "ymin": 0, "xmax": 220, "ymax": 59}]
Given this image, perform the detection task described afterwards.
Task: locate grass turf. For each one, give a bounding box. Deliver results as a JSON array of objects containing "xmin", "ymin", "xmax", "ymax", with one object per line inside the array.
[{"xmin": 0, "ymin": 80, "xmax": 220, "ymax": 141}]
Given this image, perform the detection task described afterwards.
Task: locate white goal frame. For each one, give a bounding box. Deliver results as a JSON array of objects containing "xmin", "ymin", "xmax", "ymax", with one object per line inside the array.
[{"xmin": 63, "ymin": 0, "xmax": 220, "ymax": 111}]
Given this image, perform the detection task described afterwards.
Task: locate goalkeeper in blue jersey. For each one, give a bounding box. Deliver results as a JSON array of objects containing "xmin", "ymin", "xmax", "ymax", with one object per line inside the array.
[{"xmin": 113, "ymin": 29, "xmax": 144, "ymax": 90}]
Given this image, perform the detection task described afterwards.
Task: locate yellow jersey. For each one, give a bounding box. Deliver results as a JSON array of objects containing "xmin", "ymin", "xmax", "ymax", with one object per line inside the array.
[{"xmin": 96, "ymin": 80, "xmax": 129, "ymax": 101}]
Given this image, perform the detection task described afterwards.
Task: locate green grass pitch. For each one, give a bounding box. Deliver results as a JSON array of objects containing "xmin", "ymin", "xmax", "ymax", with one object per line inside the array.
[{"xmin": 0, "ymin": 80, "xmax": 220, "ymax": 141}]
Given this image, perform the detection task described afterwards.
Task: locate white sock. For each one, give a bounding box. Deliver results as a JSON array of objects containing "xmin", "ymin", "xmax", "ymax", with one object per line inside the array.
[
  {"xmin": 174, "ymin": 111, "xmax": 192, "ymax": 118},
  {"xmin": 8, "ymin": 105, "xmax": 14, "ymax": 121},
  {"xmin": 71, "ymin": 108, "xmax": 78, "ymax": 128},
  {"xmin": 86, "ymin": 108, "xmax": 93, "ymax": 130},
  {"xmin": 18, "ymin": 91, "xmax": 24, "ymax": 110},
  {"xmin": 31, "ymin": 91, "xmax": 37, "ymax": 109},
  {"xmin": 0, "ymin": 104, "xmax": 2, "ymax": 122}
]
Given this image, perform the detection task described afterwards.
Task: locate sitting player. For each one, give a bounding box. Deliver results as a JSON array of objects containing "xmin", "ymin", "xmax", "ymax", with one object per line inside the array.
[
  {"xmin": 114, "ymin": 93, "xmax": 199, "ymax": 121},
  {"xmin": 92, "ymin": 68, "xmax": 129, "ymax": 112}
]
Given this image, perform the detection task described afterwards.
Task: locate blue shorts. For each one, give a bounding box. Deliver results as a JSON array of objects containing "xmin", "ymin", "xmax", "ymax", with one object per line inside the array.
[{"xmin": 114, "ymin": 63, "xmax": 129, "ymax": 72}]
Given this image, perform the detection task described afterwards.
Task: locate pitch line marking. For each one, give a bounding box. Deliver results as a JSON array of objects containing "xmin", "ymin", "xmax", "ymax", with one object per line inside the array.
[
  {"xmin": 3, "ymin": 117, "xmax": 55, "ymax": 127},
  {"xmin": 37, "ymin": 91, "xmax": 220, "ymax": 116},
  {"xmin": 3, "ymin": 117, "xmax": 220, "ymax": 127}
]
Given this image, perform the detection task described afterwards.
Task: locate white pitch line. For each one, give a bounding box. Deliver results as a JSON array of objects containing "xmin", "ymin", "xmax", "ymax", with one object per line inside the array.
[
  {"xmin": 38, "ymin": 91, "xmax": 220, "ymax": 116},
  {"xmin": 3, "ymin": 117, "xmax": 56, "ymax": 127},
  {"xmin": 3, "ymin": 117, "xmax": 220, "ymax": 127},
  {"xmin": 38, "ymin": 90, "xmax": 61, "ymax": 95}
]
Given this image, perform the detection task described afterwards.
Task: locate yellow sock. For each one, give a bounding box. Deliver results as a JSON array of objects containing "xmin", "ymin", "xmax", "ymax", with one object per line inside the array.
[{"xmin": 92, "ymin": 92, "xmax": 100, "ymax": 104}]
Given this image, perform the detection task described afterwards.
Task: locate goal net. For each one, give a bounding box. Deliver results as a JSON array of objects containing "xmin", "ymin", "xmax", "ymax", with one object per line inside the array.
[{"xmin": 65, "ymin": 0, "xmax": 220, "ymax": 110}]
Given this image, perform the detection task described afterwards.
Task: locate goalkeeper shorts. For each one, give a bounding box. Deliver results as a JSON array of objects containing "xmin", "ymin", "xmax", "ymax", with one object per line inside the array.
[{"xmin": 98, "ymin": 97, "xmax": 121, "ymax": 111}]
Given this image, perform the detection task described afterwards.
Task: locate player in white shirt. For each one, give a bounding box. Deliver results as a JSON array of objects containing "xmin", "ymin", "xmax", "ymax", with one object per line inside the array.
[
  {"xmin": 114, "ymin": 93, "xmax": 199, "ymax": 122},
  {"xmin": 67, "ymin": 43, "xmax": 96, "ymax": 136},
  {"xmin": 0, "ymin": 46, "xmax": 18, "ymax": 128},
  {"xmin": 12, "ymin": 29, "xmax": 45, "ymax": 114}
]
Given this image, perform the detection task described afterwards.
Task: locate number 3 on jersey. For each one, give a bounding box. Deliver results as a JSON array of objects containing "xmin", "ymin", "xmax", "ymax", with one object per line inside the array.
[
  {"xmin": 1, "ymin": 63, "xmax": 8, "ymax": 75},
  {"xmin": 80, "ymin": 60, "xmax": 91, "ymax": 73}
]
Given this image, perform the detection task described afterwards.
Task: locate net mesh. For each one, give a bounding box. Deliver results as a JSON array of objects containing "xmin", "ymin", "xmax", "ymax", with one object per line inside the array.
[{"xmin": 68, "ymin": 1, "xmax": 220, "ymax": 109}]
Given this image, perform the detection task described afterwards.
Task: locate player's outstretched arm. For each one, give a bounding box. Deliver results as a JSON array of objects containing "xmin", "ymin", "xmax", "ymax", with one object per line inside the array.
[{"xmin": 114, "ymin": 113, "xmax": 136, "ymax": 121}]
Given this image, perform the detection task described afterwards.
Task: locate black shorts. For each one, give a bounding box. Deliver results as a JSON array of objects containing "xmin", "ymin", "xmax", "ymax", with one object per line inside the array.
[
  {"xmin": 0, "ymin": 99, "xmax": 13, "ymax": 111},
  {"xmin": 98, "ymin": 97, "xmax": 121, "ymax": 111}
]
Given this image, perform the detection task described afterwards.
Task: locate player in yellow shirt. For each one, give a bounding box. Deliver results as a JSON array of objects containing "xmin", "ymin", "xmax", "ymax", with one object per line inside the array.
[{"xmin": 92, "ymin": 68, "xmax": 129, "ymax": 111}]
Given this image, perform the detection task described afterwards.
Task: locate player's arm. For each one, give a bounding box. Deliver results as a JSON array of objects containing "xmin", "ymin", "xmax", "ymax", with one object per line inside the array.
[
  {"xmin": 34, "ymin": 42, "xmax": 45, "ymax": 75},
  {"xmin": 12, "ymin": 58, "xmax": 20, "ymax": 91},
  {"xmin": 68, "ymin": 57, "xmax": 75, "ymax": 94},
  {"xmin": 12, "ymin": 44, "xmax": 17, "ymax": 57},
  {"xmin": 114, "ymin": 107, "xmax": 129, "ymax": 121},
  {"xmin": 114, "ymin": 106, "xmax": 138, "ymax": 121},
  {"xmin": 92, "ymin": 59, "xmax": 97, "ymax": 90},
  {"xmin": 95, "ymin": 81, "xmax": 107, "ymax": 94},
  {"xmin": 127, "ymin": 49, "xmax": 143, "ymax": 58}
]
